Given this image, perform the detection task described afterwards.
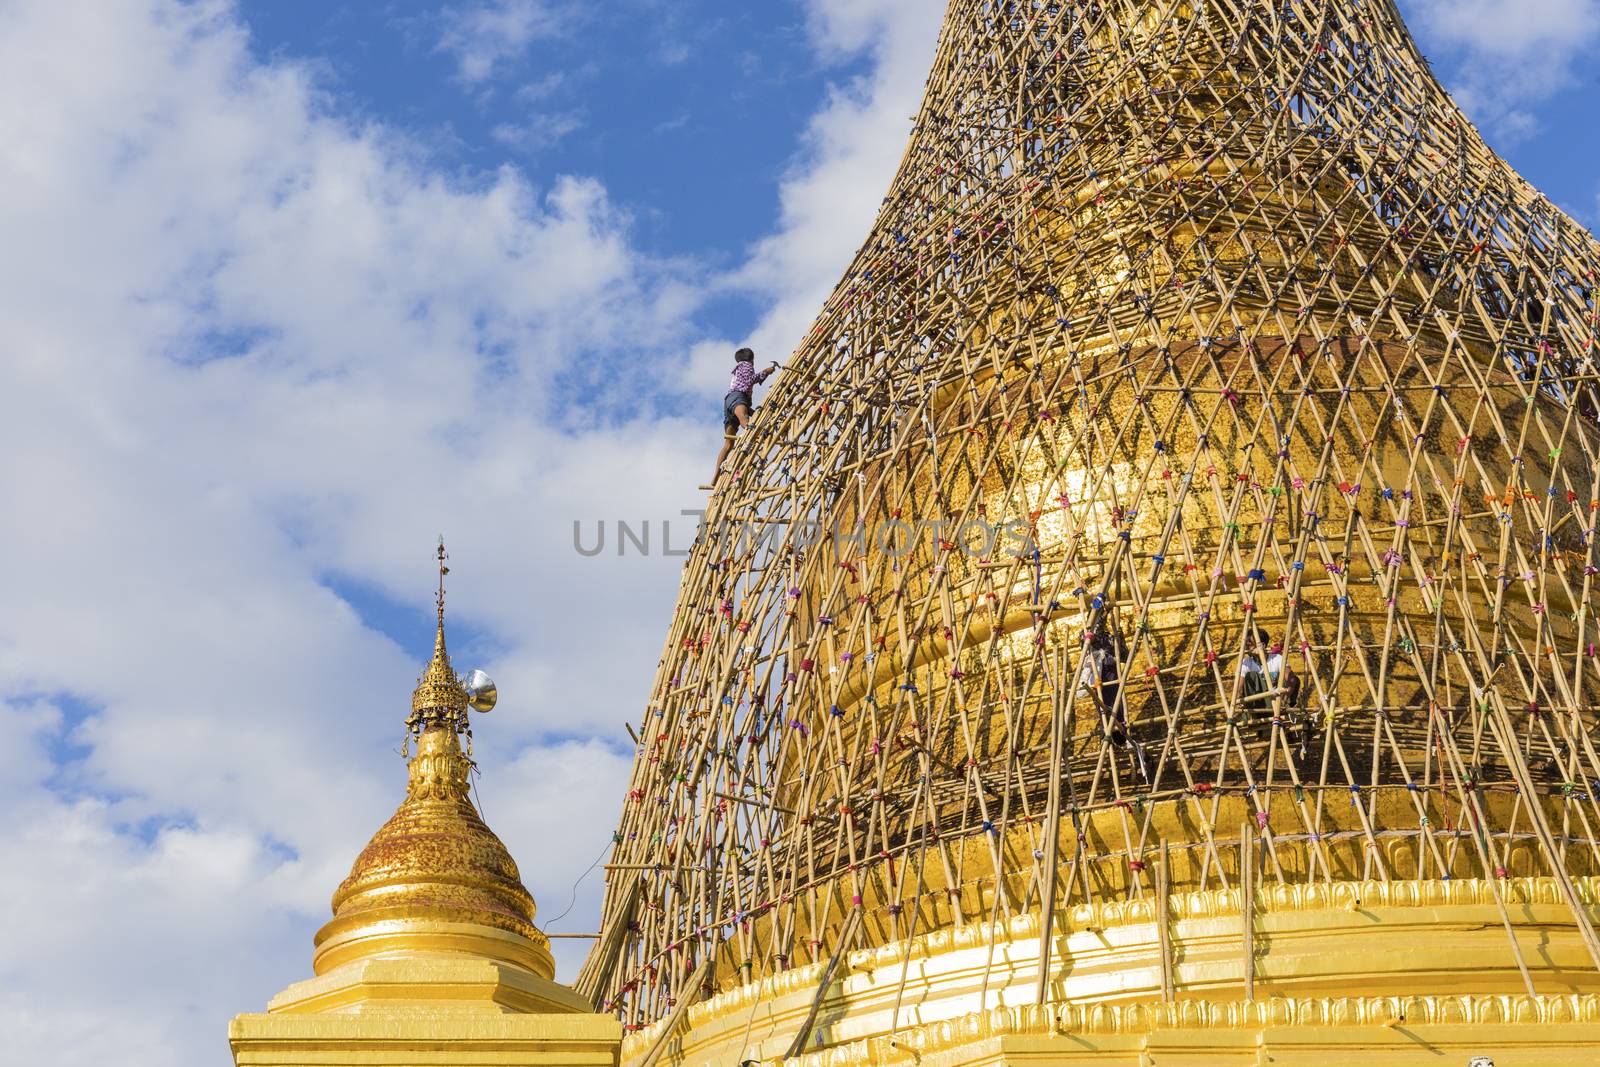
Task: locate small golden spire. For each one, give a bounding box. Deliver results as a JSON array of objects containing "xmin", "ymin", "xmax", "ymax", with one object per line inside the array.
[
  {"xmin": 409, "ymin": 539, "xmax": 470, "ymax": 735},
  {"xmin": 307, "ymin": 540, "xmax": 551, "ymax": 986}
]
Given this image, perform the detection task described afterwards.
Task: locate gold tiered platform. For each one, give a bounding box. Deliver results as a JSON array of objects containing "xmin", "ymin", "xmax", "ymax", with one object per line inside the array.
[{"xmin": 587, "ymin": 1, "xmax": 1600, "ymax": 1064}]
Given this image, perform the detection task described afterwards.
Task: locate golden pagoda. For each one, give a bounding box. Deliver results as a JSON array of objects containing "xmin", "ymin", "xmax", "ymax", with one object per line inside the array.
[
  {"xmin": 585, "ymin": 2, "xmax": 1600, "ymax": 1064},
  {"xmin": 229, "ymin": 547, "xmax": 622, "ymax": 1067}
]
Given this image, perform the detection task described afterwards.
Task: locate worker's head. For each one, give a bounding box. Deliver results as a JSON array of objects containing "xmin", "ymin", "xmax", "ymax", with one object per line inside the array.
[{"xmin": 735, "ymin": 347, "xmax": 756, "ymax": 364}]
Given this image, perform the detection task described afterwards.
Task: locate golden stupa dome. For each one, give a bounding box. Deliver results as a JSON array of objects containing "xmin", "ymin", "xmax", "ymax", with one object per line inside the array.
[
  {"xmin": 312, "ymin": 569, "xmax": 552, "ymax": 980},
  {"xmin": 586, "ymin": 2, "xmax": 1600, "ymax": 1052}
]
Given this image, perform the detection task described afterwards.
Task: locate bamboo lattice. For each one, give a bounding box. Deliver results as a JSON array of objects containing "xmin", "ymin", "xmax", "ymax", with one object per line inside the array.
[{"xmin": 582, "ymin": 0, "xmax": 1600, "ymax": 1030}]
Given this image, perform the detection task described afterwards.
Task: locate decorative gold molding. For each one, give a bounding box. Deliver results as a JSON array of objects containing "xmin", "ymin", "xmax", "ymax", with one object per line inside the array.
[
  {"xmin": 847, "ymin": 875, "xmax": 1600, "ymax": 971},
  {"xmin": 621, "ymin": 874, "xmax": 1600, "ymax": 1062},
  {"xmin": 621, "ymin": 961, "xmax": 831, "ymax": 1057},
  {"xmin": 775, "ymin": 996, "xmax": 1600, "ymax": 1067}
]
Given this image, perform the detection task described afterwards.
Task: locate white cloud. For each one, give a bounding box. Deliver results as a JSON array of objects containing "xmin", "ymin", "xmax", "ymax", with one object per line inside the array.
[
  {"xmin": 732, "ymin": 0, "xmax": 941, "ymax": 365},
  {"xmin": 0, "ymin": 0, "xmax": 951, "ymax": 1061},
  {"xmin": 481, "ymin": 738, "xmax": 634, "ymax": 971},
  {"xmin": 1404, "ymin": 0, "xmax": 1600, "ymax": 141},
  {"xmin": 655, "ymin": 39, "xmax": 691, "ymax": 66},
  {"xmin": 492, "ymin": 111, "xmax": 585, "ymax": 151},
  {"xmin": 0, "ymin": 0, "xmax": 717, "ymax": 1062},
  {"xmin": 1408, "ymin": 0, "xmax": 1600, "ymax": 56},
  {"xmin": 514, "ymin": 70, "xmax": 568, "ymax": 102},
  {"xmin": 437, "ymin": 0, "xmax": 562, "ymax": 83}
]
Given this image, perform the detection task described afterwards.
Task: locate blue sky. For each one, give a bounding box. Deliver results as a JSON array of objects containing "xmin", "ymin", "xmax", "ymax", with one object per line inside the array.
[
  {"xmin": 236, "ymin": 1, "xmax": 1600, "ymax": 266},
  {"xmin": 243, "ymin": 4, "xmax": 838, "ymax": 262},
  {"xmin": 0, "ymin": 2, "xmax": 1597, "ymax": 1064}
]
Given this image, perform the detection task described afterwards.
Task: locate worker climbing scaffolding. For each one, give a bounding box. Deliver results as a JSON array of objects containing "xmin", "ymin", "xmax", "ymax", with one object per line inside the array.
[{"xmin": 708, "ymin": 347, "xmax": 777, "ymax": 488}]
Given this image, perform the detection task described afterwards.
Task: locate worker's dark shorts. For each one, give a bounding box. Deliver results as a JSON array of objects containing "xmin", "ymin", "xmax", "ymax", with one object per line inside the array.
[{"xmin": 723, "ymin": 390, "xmax": 752, "ymax": 433}]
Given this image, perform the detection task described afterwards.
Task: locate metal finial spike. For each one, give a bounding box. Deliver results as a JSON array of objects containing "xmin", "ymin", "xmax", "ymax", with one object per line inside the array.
[{"xmin": 436, "ymin": 537, "xmax": 449, "ymax": 623}]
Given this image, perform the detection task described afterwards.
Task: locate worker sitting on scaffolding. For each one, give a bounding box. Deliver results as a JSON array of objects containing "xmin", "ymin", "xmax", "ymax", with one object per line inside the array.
[
  {"xmin": 711, "ymin": 347, "xmax": 777, "ymax": 487},
  {"xmin": 1241, "ymin": 627, "xmax": 1302, "ymax": 723},
  {"xmin": 1080, "ymin": 625, "xmax": 1149, "ymax": 779},
  {"xmin": 1240, "ymin": 627, "xmax": 1273, "ymax": 706},
  {"xmin": 1080, "ymin": 628, "xmax": 1126, "ymax": 741}
]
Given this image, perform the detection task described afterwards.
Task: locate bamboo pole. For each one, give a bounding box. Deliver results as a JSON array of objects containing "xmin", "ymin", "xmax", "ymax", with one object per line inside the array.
[
  {"xmin": 637, "ymin": 958, "xmax": 713, "ymax": 1067},
  {"xmin": 1241, "ymin": 821, "xmax": 1256, "ymax": 1002},
  {"xmin": 1156, "ymin": 840, "xmax": 1176, "ymax": 1003},
  {"xmin": 784, "ymin": 907, "xmax": 864, "ymax": 1060}
]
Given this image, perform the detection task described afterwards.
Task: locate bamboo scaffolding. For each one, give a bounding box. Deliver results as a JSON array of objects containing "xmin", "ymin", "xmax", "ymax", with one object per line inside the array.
[{"xmin": 580, "ymin": 0, "xmax": 1600, "ymax": 1033}]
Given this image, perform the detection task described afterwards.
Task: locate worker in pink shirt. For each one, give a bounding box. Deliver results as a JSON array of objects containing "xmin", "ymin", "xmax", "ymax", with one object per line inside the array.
[{"xmin": 711, "ymin": 347, "xmax": 775, "ymax": 486}]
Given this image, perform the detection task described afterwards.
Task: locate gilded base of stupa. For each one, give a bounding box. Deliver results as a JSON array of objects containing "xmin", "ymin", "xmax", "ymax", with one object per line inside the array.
[
  {"xmin": 230, "ymin": 955, "xmax": 619, "ymax": 1067},
  {"xmin": 629, "ymin": 876, "xmax": 1600, "ymax": 1066},
  {"xmin": 652, "ymin": 1000, "xmax": 1600, "ymax": 1067}
]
